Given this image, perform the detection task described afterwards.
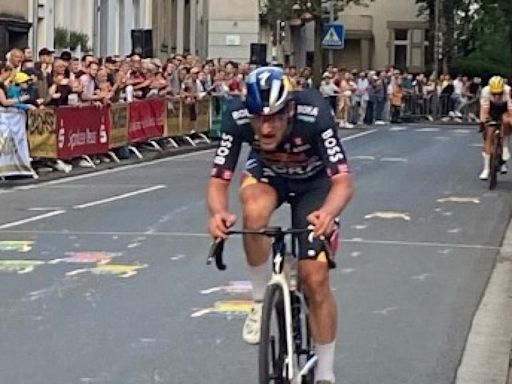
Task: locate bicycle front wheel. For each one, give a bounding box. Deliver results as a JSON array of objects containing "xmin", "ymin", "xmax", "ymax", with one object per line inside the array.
[
  {"xmin": 489, "ymin": 138, "xmax": 501, "ymax": 190},
  {"xmin": 259, "ymin": 283, "xmax": 289, "ymax": 384}
]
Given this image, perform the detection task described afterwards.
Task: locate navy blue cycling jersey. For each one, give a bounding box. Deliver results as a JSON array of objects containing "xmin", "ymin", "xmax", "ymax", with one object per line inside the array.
[{"xmin": 211, "ymin": 89, "xmax": 350, "ymax": 181}]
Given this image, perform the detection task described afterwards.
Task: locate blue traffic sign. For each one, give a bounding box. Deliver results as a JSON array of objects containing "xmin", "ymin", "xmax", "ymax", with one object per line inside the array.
[{"xmin": 322, "ymin": 22, "xmax": 345, "ymax": 50}]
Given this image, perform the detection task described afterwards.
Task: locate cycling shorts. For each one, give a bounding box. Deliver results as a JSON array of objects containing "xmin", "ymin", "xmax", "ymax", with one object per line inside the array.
[{"xmin": 240, "ymin": 153, "xmax": 340, "ymax": 264}]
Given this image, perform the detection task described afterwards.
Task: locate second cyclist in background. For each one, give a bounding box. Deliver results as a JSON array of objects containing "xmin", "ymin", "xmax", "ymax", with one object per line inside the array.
[{"xmin": 478, "ymin": 76, "xmax": 512, "ymax": 180}]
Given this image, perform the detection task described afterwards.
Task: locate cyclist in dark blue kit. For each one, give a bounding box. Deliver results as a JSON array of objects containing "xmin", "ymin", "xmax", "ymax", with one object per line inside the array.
[{"xmin": 207, "ymin": 67, "xmax": 354, "ymax": 384}]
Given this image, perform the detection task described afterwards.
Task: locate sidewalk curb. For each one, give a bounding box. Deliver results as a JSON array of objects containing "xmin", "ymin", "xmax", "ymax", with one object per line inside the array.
[
  {"xmin": 0, "ymin": 142, "xmax": 218, "ymax": 189},
  {"xmin": 455, "ymin": 220, "xmax": 512, "ymax": 384}
]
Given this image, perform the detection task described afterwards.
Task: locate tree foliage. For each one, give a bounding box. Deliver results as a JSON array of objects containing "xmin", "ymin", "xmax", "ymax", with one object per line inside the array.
[
  {"xmin": 261, "ymin": 0, "xmax": 374, "ymax": 85},
  {"xmin": 416, "ymin": 0, "xmax": 512, "ymax": 76}
]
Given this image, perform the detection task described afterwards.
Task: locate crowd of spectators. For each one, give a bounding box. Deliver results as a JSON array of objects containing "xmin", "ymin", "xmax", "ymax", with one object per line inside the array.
[{"xmin": 0, "ymin": 45, "xmax": 497, "ymax": 174}]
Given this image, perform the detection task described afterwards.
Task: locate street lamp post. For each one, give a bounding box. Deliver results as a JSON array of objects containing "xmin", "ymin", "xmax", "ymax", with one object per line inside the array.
[
  {"xmin": 433, "ymin": 0, "xmax": 440, "ymax": 79},
  {"xmin": 328, "ymin": 0, "xmax": 335, "ymax": 65}
]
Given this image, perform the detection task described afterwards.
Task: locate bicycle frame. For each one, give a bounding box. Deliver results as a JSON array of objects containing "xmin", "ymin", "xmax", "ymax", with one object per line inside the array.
[{"xmin": 207, "ymin": 227, "xmax": 322, "ymax": 383}]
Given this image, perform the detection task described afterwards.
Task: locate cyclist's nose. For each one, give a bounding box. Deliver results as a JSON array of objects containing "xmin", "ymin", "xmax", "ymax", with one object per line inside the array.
[{"xmin": 260, "ymin": 121, "xmax": 274, "ymax": 135}]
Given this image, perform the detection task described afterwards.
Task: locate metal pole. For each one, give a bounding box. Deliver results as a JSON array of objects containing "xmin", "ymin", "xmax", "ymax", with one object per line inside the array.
[
  {"xmin": 433, "ymin": 0, "xmax": 440, "ymax": 79},
  {"xmin": 93, "ymin": 0, "xmax": 100, "ymax": 56},
  {"xmin": 272, "ymin": 19, "xmax": 279, "ymax": 64},
  {"xmin": 328, "ymin": 0, "xmax": 334, "ymax": 65}
]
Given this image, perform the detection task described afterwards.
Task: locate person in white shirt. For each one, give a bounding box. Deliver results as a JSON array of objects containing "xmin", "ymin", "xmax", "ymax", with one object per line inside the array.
[{"xmin": 355, "ymin": 72, "xmax": 370, "ymax": 125}]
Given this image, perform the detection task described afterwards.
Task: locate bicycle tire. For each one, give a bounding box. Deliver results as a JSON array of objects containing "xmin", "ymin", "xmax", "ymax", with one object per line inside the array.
[
  {"xmin": 489, "ymin": 134, "xmax": 501, "ymax": 190},
  {"xmin": 259, "ymin": 284, "xmax": 289, "ymax": 384},
  {"xmin": 299, "ymin": 305, "xmax": 316, "ymax": 384}
]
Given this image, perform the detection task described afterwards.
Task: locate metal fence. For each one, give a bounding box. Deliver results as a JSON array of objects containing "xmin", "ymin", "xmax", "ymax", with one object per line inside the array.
[{"xmin": 401, "ymin": 94, "xmax": 480, "ymax": 123}]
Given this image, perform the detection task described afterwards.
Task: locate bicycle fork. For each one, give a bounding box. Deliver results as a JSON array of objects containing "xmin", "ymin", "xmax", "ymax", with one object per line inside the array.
[{"xmin": 268, "ymin": 274, "xmax": 317, "ymax": 384}]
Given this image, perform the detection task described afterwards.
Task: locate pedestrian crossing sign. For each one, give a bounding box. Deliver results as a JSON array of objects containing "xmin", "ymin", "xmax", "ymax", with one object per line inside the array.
[{"xmin": 322, "ymin": 23, "xmax": 345, "ymax": 50}]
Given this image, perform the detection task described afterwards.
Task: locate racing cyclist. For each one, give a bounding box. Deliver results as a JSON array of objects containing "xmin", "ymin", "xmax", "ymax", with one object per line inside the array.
[
  {"xmin": 207, "ymin": 67, "xmax": 354, "ymax": 384},
  {"xmin": 478, "ymin": 76, "xmax": 512, "ymax": 180}
]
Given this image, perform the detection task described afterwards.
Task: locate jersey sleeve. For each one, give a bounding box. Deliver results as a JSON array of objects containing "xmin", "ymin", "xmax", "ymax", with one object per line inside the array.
[
  {"xmin": 312, "ymin": 96, "xmax": 350, "ymax": 177},
  {"xmin": 210, "ymin": 98, "xmax": 251, "ymax": 181}
]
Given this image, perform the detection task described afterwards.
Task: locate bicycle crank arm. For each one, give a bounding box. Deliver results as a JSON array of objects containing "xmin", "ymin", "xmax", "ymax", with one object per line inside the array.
[{"xmin": 297, "ymin": 355, "xmax": 318, "ymax": 379}]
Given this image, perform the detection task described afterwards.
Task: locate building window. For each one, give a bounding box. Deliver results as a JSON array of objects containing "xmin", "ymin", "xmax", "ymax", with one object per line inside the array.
[
  {"xmin": 394, "ymin": 29, "xmax": 408, "ymax": 41},
  {"xmin": 393, "ymin": 29, "xmax": 409, "ymax": 70}
]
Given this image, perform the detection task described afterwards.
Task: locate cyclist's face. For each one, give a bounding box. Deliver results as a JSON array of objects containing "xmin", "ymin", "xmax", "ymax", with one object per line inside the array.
[
  {"xmin": 252, "ymin": 108, "xmax": 289, "ymax": 151},
  {"xmin": 491, "ymin": 92, "xmax": 503, "ymax": 101}
]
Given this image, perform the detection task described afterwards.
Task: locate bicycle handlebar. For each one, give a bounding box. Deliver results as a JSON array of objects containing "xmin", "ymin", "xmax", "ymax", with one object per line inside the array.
[{"xmin": 206, "ymin": 227, "xmax": 335, "ymax": 271}]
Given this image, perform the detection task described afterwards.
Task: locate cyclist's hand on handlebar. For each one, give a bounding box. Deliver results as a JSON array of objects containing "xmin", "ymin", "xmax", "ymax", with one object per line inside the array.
[
  {"xmin": 209, "ymin": 212, "xmax": 237, "ymax": 239},
  {"xmin": 307, "ymin": 210, "xmax": 335, "ymax": 238}
]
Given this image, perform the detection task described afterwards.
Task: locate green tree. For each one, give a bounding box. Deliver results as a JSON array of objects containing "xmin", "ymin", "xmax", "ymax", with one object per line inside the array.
[{"xmin": 261, "ymin": 0, "xmax": 374, "ymax": 85}]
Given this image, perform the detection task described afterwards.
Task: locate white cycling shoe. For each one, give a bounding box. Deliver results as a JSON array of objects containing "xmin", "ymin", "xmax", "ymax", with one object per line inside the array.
[
  {"xmin": 243, "ymin": 302, "xmax": 263, "ymax": 345},
  {"xmin": 503, "ymin": 147, "xmax": 511, "ymax": 162},
  {"xmin": 501, "ymin": 163, "xmax": 508, "ymax": 174},
  {"xmin": 479, "ymin": 168, "xmax": 489, "ymax": 180}
]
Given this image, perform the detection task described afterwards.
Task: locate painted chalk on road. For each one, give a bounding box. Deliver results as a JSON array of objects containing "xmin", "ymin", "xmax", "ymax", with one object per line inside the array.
[
  {"xmin": 66, "ymin": 263, "xmax": 147, "ymax": 278},
  {"xmin": 49, "ymin": 251, "xmax": 123, "ymax": 265},
  {"xmin": 0, "ymin": 241, "xmax": 34, "ymax": 252},
  {"xmin": 191, "ymin": 300, "xmax": 253, "ymax": 318},
  {"xmin": 0, "ymin": 260, "xmax": 45, "ymax": 274}
]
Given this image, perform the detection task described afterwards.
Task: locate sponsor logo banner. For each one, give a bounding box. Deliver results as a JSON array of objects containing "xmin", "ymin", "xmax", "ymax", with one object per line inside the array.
[
  {"xmin": 28, "ymin": 108, "xmax": 58, "ymax": 158},
  {"xmin": 129, "ymin": 98, "xmax": 167, "ymax": 143},
  {"xmin": 56, "ymin": 105, "xmax": 110, "ymax": 160},
  {"xmin": 0, "ymin": 109, "xmax": 34, "ymax": 176},
  {"xmin": 109, "ymin": 103, "xmax": 130, "ymax": 149}
]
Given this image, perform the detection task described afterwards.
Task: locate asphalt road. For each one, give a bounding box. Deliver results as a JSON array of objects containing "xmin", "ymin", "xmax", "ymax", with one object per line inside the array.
[{"xmin": 0, "ymin": 124, "xmax": 510, "ymax": 384}]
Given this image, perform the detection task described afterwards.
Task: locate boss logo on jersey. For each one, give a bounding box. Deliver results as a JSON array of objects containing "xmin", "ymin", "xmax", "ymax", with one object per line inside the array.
[
  {"xmin": 214, "ymin": 133, "xmax": 234, "ymax": 165},
  {"xmin": 297, "ymin": 105, "xmax": 319, "ymax": 116},
  {"xmin": 321, "ymin": 128, "xmax": 345, "ymax": 163},
  {"xmin": 232, "ymin": 108, "xmax": 251, "ymax": 124}
]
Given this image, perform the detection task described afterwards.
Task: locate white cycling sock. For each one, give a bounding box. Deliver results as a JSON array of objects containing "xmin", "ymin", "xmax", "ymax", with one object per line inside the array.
[
  {"xmin": 248, "ymin": 262, "xmax": 268, "ymax": 302},
  {"xmin": 315, "ymin": 341, "xmax": 336, "ymax": 382}
]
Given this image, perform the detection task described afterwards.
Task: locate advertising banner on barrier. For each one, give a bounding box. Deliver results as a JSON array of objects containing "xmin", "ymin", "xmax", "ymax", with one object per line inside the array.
[
  {"xmin": 166, "ymin": 98, "xmax": 181, "ymax": 137},
  {"xmin": 181, "ymin": 97, "xmax": 210, "ymax": 134},
  {"xmin": 28, "ymin": 108, "xmax": 58, "ymax": 158},
  {"xmin": 56, "ymin": 106, "xmax": 110, "ymax": 160},
  {"xmin": 0, "ymin": 109, "xmax": 34, "ymax": 177},
  {"xmin": 109, "ymin": 103, "xmax": 130, "ymax": 149},
  {"xmin": 129, "ymin": 98, "xmax": 167, "ymax": 143}
]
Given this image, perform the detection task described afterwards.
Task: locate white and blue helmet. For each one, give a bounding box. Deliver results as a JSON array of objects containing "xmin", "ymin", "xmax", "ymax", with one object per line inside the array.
[{"xmin": 246, "ymin": 67, "xmax": 292, "ymax": 116}]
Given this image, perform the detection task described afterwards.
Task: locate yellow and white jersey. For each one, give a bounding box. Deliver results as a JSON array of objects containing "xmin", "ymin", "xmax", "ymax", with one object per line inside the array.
[{"xmin": 480, "ymin": 85, "xmax": 512, "ymax": 109}]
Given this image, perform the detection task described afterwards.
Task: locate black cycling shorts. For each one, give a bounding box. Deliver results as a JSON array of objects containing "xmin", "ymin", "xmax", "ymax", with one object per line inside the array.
[{"xmin": 241, "ymin": 153, "xmax": 339, "ymax": 263}]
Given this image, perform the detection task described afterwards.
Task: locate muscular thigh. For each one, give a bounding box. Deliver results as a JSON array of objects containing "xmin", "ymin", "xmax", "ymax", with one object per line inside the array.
[
  {"xmin": 289, "ymin": 176, "xmax": 332, "ymax": 260},
  {"xmin": 503, "ymin": 112, "xmax": 512, "ymax": 135}
]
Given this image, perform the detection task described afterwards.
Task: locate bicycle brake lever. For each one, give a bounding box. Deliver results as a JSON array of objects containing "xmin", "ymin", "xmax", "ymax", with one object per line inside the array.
[{"xmin": 207, "ymin": 239, "xmax": 227, "ymax": 271}]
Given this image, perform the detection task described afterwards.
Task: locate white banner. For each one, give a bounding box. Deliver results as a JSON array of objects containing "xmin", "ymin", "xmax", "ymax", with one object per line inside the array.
[{"xmin": 0, "ymin": 108, "xmax": 34, "ymax": 177}]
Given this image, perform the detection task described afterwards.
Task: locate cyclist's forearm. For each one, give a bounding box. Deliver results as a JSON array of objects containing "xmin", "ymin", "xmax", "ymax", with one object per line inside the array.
[
  {"xmin": 320, "ymin": 173, "xmax": 354, "ymax": 217},
  {"xmin": 207, "ymin": 178, "xmax": 231, "ymax": 215}
]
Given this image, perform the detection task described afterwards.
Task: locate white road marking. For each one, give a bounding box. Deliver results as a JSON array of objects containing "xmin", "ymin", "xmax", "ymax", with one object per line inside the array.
[
  {"xmin": 0, "ymin": 229, "xmax": 500, "ymax": 250},
  {"xmin": 341, "ymin": 129, "xmax": 378, "ymax": 141},
  {"xmin": 365, "ymin": 211, "xmax": 411, "ymax": 221},
  {"xmin": 0, "ymin": 210, "xmax": 66, "ymax": 230},
  {"xmin": 28, "ymin": 207, "xmax": 64, "ymax": 211},
  {"xmin": 416, "ymin": 128, "xmax": 440, "ymax": 132},
  {"xmin": 73, "ymin": 185, "xmax": 166, "ymax": 209},
  {"xmin": 437, "ymin": 197, "xmax": 480, "ymax": 204},
  {"xmin": 380, "ymin": 157, "xmax": 408, "ymax": 162},
  {"xmin": 15, "ymin": 150, "xmax": 214, "ymax": 191},
  {"xmin": 373, "ymin": 306, "xmax": 398, "ymax": 315}
]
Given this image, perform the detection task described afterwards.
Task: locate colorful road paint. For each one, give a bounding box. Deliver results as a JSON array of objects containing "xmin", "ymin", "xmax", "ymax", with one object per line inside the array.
[
  {"xmin": 0, "ymin": 260, "xmax": 45, "ymax": 274},
  {"xmin": 200, "ymin": 281, "xmax": 253, "ymax": 295},
  {"xmin": 66, "ymin": 263, "xmax": 147, "ymax": 278},
  {"xmin": 49, "ymin": 251, "xmax": 123, "ymax": 265},
  {"xmin": 0, "ymin": 241, "xmax": 34, "ymax": 252},
  {"xmin": 191, "ymin": 300, "xmax": 253, "ymax": 318}
]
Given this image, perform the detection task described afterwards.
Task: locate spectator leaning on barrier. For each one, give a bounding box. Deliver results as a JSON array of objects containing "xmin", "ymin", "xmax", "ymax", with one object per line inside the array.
[
  {"xmin": 6, "ymin": 71, "xmax": 43, "ymax": 110},
  {"xmin": 79, "ymin": 61, "xmax": 104, "ymax": 104},
  {"xmin": 0, "ymin": 62, "xmax": 29, "ymax": 107}
]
